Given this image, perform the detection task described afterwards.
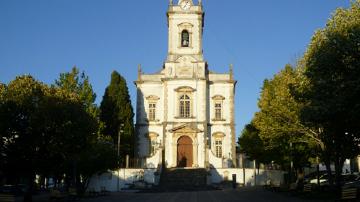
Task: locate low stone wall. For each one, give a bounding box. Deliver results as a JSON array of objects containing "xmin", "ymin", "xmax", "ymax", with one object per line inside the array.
[
  {"xmin": 88, "ymin": 168, "xmax": 285, "ymax": 192},
  {"xmin": 87, "ymin": 168, "xmax": 158, "ymax": 192},
  {"xmin": 210, "ymin": 168, "xmax": 285, "ymax": 186}
]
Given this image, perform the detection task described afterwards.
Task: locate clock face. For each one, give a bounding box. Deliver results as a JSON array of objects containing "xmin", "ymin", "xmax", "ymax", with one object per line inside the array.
[{"xmin": 180, "ymin": 0, "xmax": 191, "ymax": 10}]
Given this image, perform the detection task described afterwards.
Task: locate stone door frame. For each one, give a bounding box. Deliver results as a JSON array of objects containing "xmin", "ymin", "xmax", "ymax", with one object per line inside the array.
[{"xmin": 172, "ymin": 133, "xmax": 198, "ymax": 168}]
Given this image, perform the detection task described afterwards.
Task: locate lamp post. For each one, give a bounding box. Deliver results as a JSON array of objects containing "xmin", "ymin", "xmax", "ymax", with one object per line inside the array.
[
  {"xmin": 117, "ymin": 123, "xmax": 124, "ymax": 192},
  {"xmin": 316, "ymin": 156, "xmax": 320, "ymax": 186},
  {"xmin": 289, "ymin": 142, "xmax": 293, "ymax": 184}
]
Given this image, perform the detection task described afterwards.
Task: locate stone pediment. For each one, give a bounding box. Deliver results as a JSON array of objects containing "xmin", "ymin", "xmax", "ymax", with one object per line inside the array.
[
  {"xmin": 175, "ymin": 55, "xmax": 197, "ymax": 63},
  {"xmin": 169, "ymin": 124, "xmax": 203, "ymax": 133},
  {"xmin": 212, "ymin": 95, "xmax": 225, "ymax": 100},
  {"xmin": 146, "ymin": 95, "xmax": 160, "ymax": 101}
]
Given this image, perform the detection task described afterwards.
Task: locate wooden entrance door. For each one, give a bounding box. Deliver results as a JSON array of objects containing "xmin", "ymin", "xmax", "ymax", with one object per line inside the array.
[{"xmin": 177, "ymin": 136, "xmax": 193, "ymax": 167}]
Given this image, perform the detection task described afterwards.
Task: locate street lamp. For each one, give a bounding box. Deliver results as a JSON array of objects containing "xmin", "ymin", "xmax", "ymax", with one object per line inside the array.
[
  {"xmin": 289, "ymin": 142, "xmax": 293, "ymax": 184},
  {"xmin": 117, "ymin": 123, "xmax": 124, "ymax": 192}
]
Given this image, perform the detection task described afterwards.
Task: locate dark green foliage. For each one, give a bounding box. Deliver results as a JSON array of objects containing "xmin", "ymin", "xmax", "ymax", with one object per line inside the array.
[
  {"xmin": 299, "ymin": 1, "xmax": 360, "ymax": 185},
  {"xmin": 0, "ymin": 75, "xmax": 99, "ymax": 201},
  {"xmin": 100, "ymin": 71, "xmax": 135, "ymax": 158},
  {"xmin": 238, "ymin": 123, "xmax": 268, "ymax": 163},
  {"xmin": 0, "ymin": 70, "xmax": 120, "ymax": 198},
  {"xmin": 77, "ymin": 139, "xmax": 117, "ymax": 191},
  {"xmin": 54, "ymin": 67, "xmax": 118, "ymax": 190},
  {"xmin": 249, "ymin": 65, "xmax": 316, "ymax": 169},
  {"xmin": 55, "ymin": 66, "xmax": 98, "ymax": 117}
]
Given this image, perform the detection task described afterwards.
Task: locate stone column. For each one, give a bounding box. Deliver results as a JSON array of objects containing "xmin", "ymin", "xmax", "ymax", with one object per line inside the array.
[
  {"xmin": 172, "ymin": 141, "xmax": 177, "ymax": 168},
  {"xmin": 193, "ymin": 140, "xmax": 198, "ymax": 167}
]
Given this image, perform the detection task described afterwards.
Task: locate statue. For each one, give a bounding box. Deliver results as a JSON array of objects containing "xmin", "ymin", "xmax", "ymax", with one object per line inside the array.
[
  {"xmin": 138, "ymin": 64, "xmax": 142, "ymax": 81},
  {"xmin": 169, "ymin": 0, "xmax": 173, "ymax": 5},
  {"xmin": 198, "ymin": 0, "xmax": 202, "ymax": 5}
]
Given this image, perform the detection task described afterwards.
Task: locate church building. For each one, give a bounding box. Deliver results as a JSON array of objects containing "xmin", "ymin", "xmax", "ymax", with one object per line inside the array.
[{"xmin": 135, "ymin": 0, "xmax": 236, "ymax": 169}]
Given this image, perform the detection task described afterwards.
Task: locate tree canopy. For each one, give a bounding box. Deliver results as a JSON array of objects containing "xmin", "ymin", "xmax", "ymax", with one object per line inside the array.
[
  {"xmin": 100, "ymin": 71, "xmax": 135, "ymax": 159},
  {"xmin": 240, "ymin": 1, "xmax": 360, "ymax": 186},
  {"xmin": 0, "ymin": 68, "xmax": 121, "ymax": 199},
  {"xmin": 298, "ymin": 0, "xmax": 360, "ymax": 184}
]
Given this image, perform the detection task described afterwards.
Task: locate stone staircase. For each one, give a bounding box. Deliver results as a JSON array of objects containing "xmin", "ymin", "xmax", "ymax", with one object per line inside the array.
[{"xmin": 159, "ymin": 168, "xmax": 209, "ymax": 191}]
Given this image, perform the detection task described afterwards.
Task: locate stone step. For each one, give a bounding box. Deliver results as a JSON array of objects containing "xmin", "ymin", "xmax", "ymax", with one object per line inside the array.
[{"xmin": 160, "ymin": 168, "xmax": 208, "ymax": 189}]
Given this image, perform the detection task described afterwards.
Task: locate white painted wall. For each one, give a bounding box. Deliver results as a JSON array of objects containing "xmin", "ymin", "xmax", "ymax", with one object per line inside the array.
[
  {"xmin": 87, "ymin": 168, "xmax": 158, "ymax": 192},
  {"xmin": 134, "ymin": 0, "xmax": 235, "ymax": 169},
  {"xmin": 88, "ymin": 168, "xmax": 285, "ymax": 192},
  {"xmin": 210, "ymin": 168, "xmax": 286, "ymax": 187}
]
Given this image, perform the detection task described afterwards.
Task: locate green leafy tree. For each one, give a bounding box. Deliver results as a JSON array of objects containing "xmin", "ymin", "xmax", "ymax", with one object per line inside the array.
[
  {"xmin": 0, "ymin": 83, "xmax": 5, "ymax": 182},
  {"xmin": 253, "ymin": 65, "xmax": 316, "ymax": 169},
  {"xmin": 54, "ymin": 67, "xmax": 119, "ymax": 190},
  {"xmin": 40, "ymin": 87, "xmax": 97, "ymax": 184},
  {"xmin": 100, "ymin": 71, "xmax": 135, "ymax": 159},
  {"xmin": 77, "ymin": 139, "xmax": 117, "ymax": 192},
  {"xmin": 238, "ymin": 123, "xmax": 268, "ymax": 163},
  {"xmin": 299, "ymin": 1, "xmax": 360, "ymax": 186},
  {"xmin": 0, "ymin": 76, "xmax": 55, "ymax": 200},
  {"xmin": 0, "ymin": 75, "xmax": 98, "ymax": 201},
  {"xmin": 55, "ymin": 66, "xmax": 97, "ymax": 117}
]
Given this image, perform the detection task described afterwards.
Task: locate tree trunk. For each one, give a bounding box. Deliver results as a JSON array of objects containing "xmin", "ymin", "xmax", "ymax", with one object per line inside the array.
[
  {"xmin": 24, "ymin": 173, "xmax": 35, "ymax": 202},
  {"xmin": 334, "ymin": 157, "xmax": 345, "ymax": 188},
  {"xmin": 325, "ymin": 159, "xmax": 333, "ymax": 186}
]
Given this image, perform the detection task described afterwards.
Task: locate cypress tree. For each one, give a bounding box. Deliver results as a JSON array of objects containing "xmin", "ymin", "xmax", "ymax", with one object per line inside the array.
[{"xmin": 100, "ymin": 71, "xmax": 134, "ymax": 159}]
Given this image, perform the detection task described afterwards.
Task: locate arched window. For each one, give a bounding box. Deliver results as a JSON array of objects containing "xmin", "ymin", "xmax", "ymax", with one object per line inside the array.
[
  {"xmin": 179, "ymin": 94, "xmax": 191, "ymax": 118},
  {"xmin": 181, "ymin": 30, "xmax": 190, "ymax": 47}
]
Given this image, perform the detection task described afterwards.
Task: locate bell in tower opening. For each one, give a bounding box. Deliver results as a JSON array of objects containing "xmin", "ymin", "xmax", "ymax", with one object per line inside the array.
[{"xmin": 181, "ymin": 30, "xmax": 190, "ymax": 47}]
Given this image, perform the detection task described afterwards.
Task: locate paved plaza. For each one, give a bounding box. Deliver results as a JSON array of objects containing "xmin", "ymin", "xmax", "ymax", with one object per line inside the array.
[{"xmin": 79, "ymin": 187, "xmax": 318, "ymax": 202}]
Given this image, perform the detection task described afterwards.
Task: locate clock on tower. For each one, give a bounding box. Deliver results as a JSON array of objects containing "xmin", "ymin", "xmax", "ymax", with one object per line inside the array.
[
  {"xmin": 179, "ymin": 0, "xmax": 192, "ymax": 10},
  {"xmin": 167, "ymin": 0, "xmax": 204, "ymax": 62}
]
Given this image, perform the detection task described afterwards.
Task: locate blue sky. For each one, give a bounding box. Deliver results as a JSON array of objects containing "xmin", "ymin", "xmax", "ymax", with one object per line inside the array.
[{"xmin": 0, "ymin": 0, "xmax": 351, "ymax": 138}]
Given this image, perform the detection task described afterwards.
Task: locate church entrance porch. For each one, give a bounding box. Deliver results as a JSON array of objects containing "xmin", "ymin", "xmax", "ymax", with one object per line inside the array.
[
  {"xmin": 169, "ymin": 124, "xmax": 202, "ymax": 168},
  {"xmin": 177, "ymin": 136, "xmax": 193, "ymax": 167}
]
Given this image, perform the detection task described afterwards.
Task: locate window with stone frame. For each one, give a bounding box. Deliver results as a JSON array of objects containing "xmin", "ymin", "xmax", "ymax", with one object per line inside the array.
[
  {"xmin": 212, "ymin": 95, "xmax": 225, "ymax": 121},
  {"xmin": 146, "ymin": 95, "xmax": 160, "ymax": 122},
  {"xmin": 179, "ymin": 94, "xmax": 191, "ymax": 118},
  {"xmin": 215, "ymin": 101, "xmax": 222, "ymax": 120},
  {"xmin": 147, "ymin": 132, "xmax": 159, "ymax": 156},
  {"xmin": 148, "ymin": 103, "xmax": 156, "ymax": 121},
  {"xmin": 175, "ymin": 86, "xmax": 195, "ymax": 119},
  {"xmin": 150, "ymin": 139, "xmax": 156, "ymax": 155},
  {"xmin": 212, "ymin": 132, "xmax": 225, "ymax": 158},
  {"xmin": 215, "ymin": 139, "xmax": 223, "ymax": 158}
]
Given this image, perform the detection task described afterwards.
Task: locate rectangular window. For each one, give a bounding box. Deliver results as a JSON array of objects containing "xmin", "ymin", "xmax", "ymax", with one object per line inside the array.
[
  {"xmin": 149, "ymin": 103, "xmax": 156, "ymax": 121},
  {"xmin": 215, "ymin": 102, "xmax": 222, "ymax": 120},
  {"xmin": 150, "ymin": 140, "xmax": 156, "ymax": 155},
  {"xmin": 215, "ymin": 140, "xmax": 222, "ymax": 158},
  {"xmin": 185, "ymin": 100, "xmax": 190, "ymax": 118}
]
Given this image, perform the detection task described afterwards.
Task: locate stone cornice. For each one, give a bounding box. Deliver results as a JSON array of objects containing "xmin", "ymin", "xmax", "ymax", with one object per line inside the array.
[
  {"xmin": 161, "ymin": 78, "xmax": 206, "ymax": 82},
  {"xmin": 208, "ymin": 80, "xmax": 237, "ymax": 84},
  {"xmin": 168, "ymin": 123, "xmax": 203, "ymax": 133}
]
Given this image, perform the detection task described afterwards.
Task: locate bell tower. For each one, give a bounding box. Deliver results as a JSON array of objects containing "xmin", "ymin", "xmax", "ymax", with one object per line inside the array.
[{"xmin": 165, "ymin": 0, "xmax": 206, "ymax": 78}]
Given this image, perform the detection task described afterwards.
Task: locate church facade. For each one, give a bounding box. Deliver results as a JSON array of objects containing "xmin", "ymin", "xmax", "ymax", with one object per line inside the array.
[{"xmin": 135, "ymin": 0, "xmax": 236, "ymax": 169}]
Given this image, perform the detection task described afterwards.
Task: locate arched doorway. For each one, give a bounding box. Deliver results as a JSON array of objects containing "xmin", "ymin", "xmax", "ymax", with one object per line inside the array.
[{"xmin": 177, "ymin": 136, "xmax": 193, "ymax": 167}]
